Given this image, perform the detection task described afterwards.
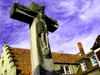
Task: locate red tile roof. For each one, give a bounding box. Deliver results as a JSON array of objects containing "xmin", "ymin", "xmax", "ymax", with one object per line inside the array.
[
  {"xmin": 9, "ymin": 47, "xmax": 81, "ymax": 75},
  {"xmin": 5, "ymin": 47, "xmax": 99, "ymax": 75},
  {"xmin": 10, "ymin": 47, "xmax": 32, "ymax": 75},
  {"xmin": 52, "ymin": 52, "xmax": 80, "ymax": 64}
]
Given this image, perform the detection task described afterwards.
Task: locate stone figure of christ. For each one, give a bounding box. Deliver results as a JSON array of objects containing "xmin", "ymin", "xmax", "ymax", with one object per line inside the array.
[{"xmin": 37, "ymin": 6, "xmax": 50, "ymax": 57}]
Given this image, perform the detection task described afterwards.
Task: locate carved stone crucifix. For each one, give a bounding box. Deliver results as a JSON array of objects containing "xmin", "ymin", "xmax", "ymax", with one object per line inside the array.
[{"xmin": 10, "ymin": 1, "xmax": 58, "ymax": 75}]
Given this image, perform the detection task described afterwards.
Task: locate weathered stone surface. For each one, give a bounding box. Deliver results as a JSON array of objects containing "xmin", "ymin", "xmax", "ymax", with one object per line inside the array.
[
  {"xmin": 45, "ymin": 16, "xmax": 58, "ymax": 32},
  {"xmin": 30, "ymin": 18, "xmax": 40, "ymax": 75},
  {"xmin": 10, "ymin": 1, "xmax": 58, "ymax": 75},
  {"xmin": 10, "ymin": 2, "xmax": 37, "ymax": 24},
  {"xmin": 28, "ymin": 1, "xmax": 43, "ymax": 12}
]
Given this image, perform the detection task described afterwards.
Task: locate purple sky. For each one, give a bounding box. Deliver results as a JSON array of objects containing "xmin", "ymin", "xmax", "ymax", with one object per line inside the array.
[{"xmin": 0, "ymin": 0, "xmax": 100, "ymax": 57}]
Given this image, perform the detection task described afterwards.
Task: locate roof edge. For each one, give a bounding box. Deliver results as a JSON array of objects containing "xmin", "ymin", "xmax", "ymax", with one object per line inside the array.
[{"xmin": 54, "ymin": 62, "xmax": 80, "ymax": 65}]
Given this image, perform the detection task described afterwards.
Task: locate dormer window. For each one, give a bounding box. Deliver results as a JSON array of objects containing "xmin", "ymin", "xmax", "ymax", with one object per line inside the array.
[
  {"xmin": 90, "ymin": 55, "xmax": 97, "ymax": 66},
  {"xmin": 80, "ymin": 62, "xmax": 87, "ymax": 71}
]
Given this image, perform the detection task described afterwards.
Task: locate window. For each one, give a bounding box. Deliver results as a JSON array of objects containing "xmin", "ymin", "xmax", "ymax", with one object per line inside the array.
[
  {"xmin": 65, "ymin": 66, "xmax": 71, "ymax": 74},
  {"xmin": 60, "ymin": 66, "xmax": 71, "ymax": 74},
  {"xmin": 60, "ymin": 66, "xmax": 65, "ymax": 74},
  {"xmin": 2, "ymin": 60, "xmax": 4, "ymax": 67},
  {"xmin": 80, "ymin": 62, "xmax": 87, "ymax": 71},
  {"xmin": 90, "ymin": 55, "xmax": 98, "ymax": 66},
  {"xmin": 5, "ymin": 70, "xmax": 7, "ymax": 75}
]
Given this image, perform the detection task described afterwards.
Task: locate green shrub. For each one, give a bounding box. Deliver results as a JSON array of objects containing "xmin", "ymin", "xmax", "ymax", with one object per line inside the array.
[{"xmin": 55, "ymin": 69, "xmax": 62, "ymax": 75}]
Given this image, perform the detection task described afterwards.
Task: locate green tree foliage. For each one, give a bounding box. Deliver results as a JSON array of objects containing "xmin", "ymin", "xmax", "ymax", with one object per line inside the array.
[{"xmin": 55, "ymin": 69, "xmax": 62, "ymax": 75}]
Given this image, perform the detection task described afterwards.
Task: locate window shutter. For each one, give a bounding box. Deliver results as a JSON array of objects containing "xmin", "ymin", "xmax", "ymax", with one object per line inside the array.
[{"xmin": 96, "ymin": 50, "xmax": 100, "ymax": 61}]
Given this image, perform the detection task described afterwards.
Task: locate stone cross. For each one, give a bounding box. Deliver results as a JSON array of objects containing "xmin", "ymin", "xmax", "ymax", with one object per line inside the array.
[{"xmin": 10, "ymin": 1, "xmax": 58, "ymax": 75}]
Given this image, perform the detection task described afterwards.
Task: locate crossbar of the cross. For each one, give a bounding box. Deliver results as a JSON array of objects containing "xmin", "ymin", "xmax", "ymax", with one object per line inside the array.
[
  {"xmin": 45, "ymin": 16, "xmax": 58, "ymax": 32},
  {"xmin": 10, "ymin": 2, "xmax": 38, "ymax": 24},
  {"xmin": 10, "ymin": 2, "xmax": 58, "ymax": 32}
]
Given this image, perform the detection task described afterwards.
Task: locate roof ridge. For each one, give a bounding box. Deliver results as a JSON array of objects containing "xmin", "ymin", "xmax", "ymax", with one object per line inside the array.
[
  {"xmin": 9, "ymin": 47, "xmax": 77, "ymax": 55},
  {"xmin": 9, "ymin": 47, "xmax": 30, "ymax": 50},
  {"xmin": 51, "ymin": 52, "xmax": 77, "ymax": 55}
]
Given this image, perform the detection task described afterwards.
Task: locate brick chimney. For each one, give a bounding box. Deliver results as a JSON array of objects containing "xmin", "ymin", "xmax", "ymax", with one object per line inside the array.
[{"xmin": 77, "ymin": 42, "xmax": 85, "ymax": 57}]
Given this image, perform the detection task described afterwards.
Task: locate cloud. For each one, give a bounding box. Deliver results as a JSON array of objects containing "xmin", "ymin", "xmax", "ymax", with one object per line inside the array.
[
  {"xmin": 10, "ymin": 38, "xmax": 30, "ymax": 49},
  {"xmin": 50, "ymin": 33, "xmax": 93, "ymax": 54},
  {"xmin": 46, "ymin": 0, "xmax": 100, "ymax": 24},
  {"xmin": 79, "ymin": 0, "xmax": 100, "ymax": 23},
  {"xmin": 49, "ymin": 21, "xmax": 100, "ymax": 54},
  {"xmin": 44, "ymin": 0, "xmax": 79, "ymax": 20}
]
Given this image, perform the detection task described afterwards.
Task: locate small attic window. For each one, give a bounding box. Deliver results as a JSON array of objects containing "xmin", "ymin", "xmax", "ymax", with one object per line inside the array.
[
  {"xmin": 90, "ymin": 55, "xmax": 97, "ymax": 66},
  {"xmin": 2, "ymin": 60, "xmax": 4, "ymax": 67},
  {"xmin": 80, "ymin": 62, "xmax": 87, "ymax": 71}
]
